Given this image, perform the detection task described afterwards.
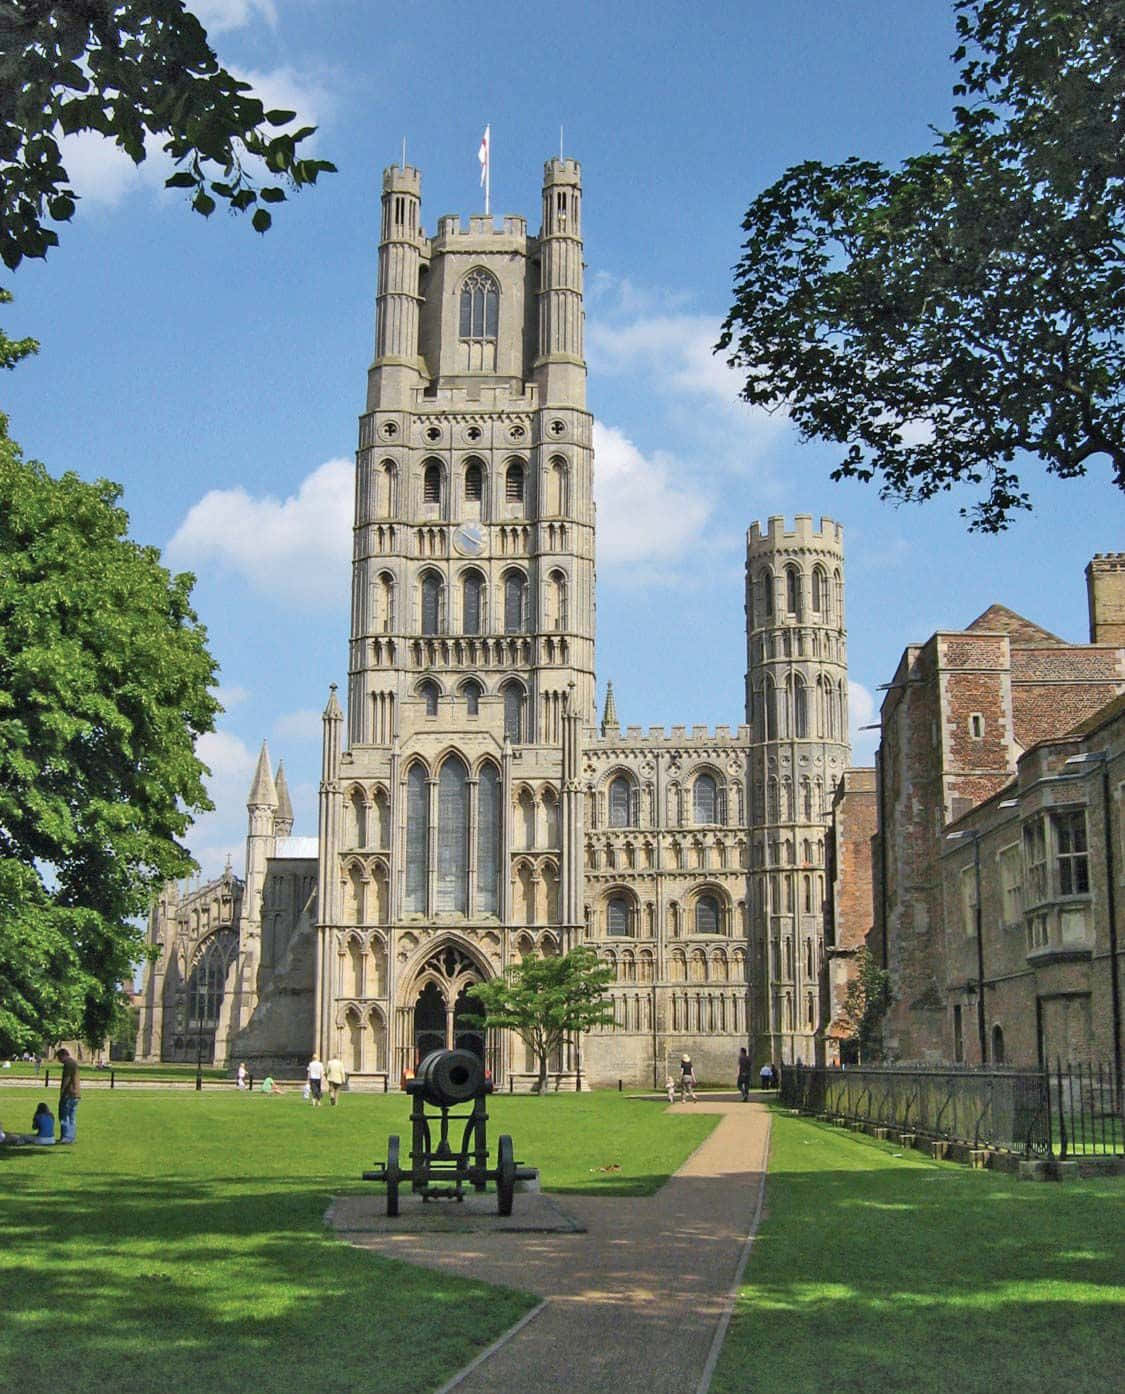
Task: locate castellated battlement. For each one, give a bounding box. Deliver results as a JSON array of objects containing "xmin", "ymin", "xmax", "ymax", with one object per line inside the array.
[
  {"xmin": 543, "ymin": 157, "xmax": 581, "ymax": 183},
  {"xmin": 747, "ymin": 514, "xmax": 844, "ymax": 551},
  {"xmin": 433, "ymin": 213, "xmax": 529, "ymax": 246},
  {"xmin": 583, "ymin": 723, "xmax": 751, "ymax": 748},
  {"xmin": 382, "ymin": 163, "xmax": 421, "ymax": 194}
]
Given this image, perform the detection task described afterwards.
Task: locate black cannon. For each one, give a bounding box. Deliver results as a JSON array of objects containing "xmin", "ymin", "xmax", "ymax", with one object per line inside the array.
[{"xmin": 363, "ymin": 1048, "xmax": 535, "ymax": 1217}]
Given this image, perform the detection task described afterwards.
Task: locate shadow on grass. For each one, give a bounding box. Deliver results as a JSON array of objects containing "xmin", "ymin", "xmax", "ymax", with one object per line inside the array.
[
  {"xmin": 0, "ymin": 1170, "xmax": 534, "ymax": 1394},
  {"xmin": 711, "ymin": 1114, "xmax": 1125, "ymax": 1394}
]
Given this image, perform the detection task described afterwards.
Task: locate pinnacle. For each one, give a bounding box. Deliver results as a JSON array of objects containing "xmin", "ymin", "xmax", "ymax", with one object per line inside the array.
[{"xmin": 247, "ymin": 740, "xmax": 277, "ymax": 808}]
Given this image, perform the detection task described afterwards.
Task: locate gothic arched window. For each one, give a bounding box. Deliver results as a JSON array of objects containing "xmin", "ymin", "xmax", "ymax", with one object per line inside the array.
[
  {"xmin": 607, "ymin": 894, "xmax": 632, "ymax": 937},
  {"xmin": 759, "ymin": 568, "xmax": 773, "ymax": 619},
  {"xmin": 547, "ymin": 570, "xmax": 567, "ymax": 630},
  {"xmin": 608, "ymin": 775, "xmax": 631, "ymax": 828},
  {"xmin": 476, "ymin": 761, "xmax": 501, "ymax": 914},
  {"xmin": 693, "ymin": 773, "xmax": 717, "ymax": 825},
  {"xmin": 418, "ymin": 679, "xmax": 440, "ymax": 717},
  {"xmin": 188, "ymin": 931, "xmax": 238, "ymax": 1026},
  {"xmin": 423, "ymin": 461, "xmax": 442, "ymax": 506},
  {"xmin": 404, "ymin": 762, "xmax": 428, "ymax": 913},
  {"xmin": 461, "ymin": 679, "xmax": 482, "ymax": 717},
  {"xmin": 461, "ymin": 570, "xmax": 483, "ymax": 635},
  {"xmin": 793, "ymin": 676, "xmax": 808, "ymax": 738},
  {"xmin": 459, "ymin": 268, "xmax": 499, "ymax": 339},
  {"xmin": 503, "ymin": 571, "xmax": 527, "ymax": 633},
  {"xmin": 505, "ymin": 460, "xmax": 525, "ymax": 504},
  {"xmin": 786, "ymin": 565, "xmax": 802, "ymax": 617},
  {"xmin": 811, "ymin": 565, "xmax": 826, "ymax": 615},
  {"xmin": 436, "ymin": 755, "xmax": 468, "ymax": 913},
  {"xmin": 421, "ymin": 572, "xmax": 443, "ymax": 635},
  {"xmin": 695, "ymin": 894, "xmax": 720, "ymax": 936},
  {"xmin": 764, "ymin": 676, "xmax": 778, "ymax": 741},
  {"xmin": 547, "ymin": 456, "xmax": 568, "ymax": 515},
  {"xmin": 503, "ymin": 681, "xmax": 525, "ymax": 743},
  {"xmin": 464, "ymin": 460, "xmax": 483, "ymax": 502}
]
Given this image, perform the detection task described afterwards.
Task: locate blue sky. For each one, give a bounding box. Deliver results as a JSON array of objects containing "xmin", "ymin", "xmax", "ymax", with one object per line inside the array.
[{"xmin": 2, "ymin": 0, "xmax": 1120, "ymax": 878}]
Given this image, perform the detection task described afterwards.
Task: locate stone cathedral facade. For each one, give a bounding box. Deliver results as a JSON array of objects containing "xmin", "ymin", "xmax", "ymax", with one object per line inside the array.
[{"xmin": 136, "ymin": 156, "xmax": 851, "ymax": 1087}]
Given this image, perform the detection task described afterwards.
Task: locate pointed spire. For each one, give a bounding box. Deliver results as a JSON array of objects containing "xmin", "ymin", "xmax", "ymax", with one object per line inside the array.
[
  {"xmin": 323, "ymin": 682, "xmax": 343, "ymax": 721},
  {"xmin": 274, "ymin": 761, "xmax": 294, "ymax": 835},
  {"xmin": 601, "ymin": 682, "xmax": 619, "ymax": 737},
  {"xmin": 247, "ymin": 740, "xmax": 278, "ymax": 808}
]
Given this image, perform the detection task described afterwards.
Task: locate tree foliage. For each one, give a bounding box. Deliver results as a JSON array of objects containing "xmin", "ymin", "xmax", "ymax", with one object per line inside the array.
[
  {"xmin": 718, "ymin": 0, "xmax": 1125, "ymax": 530},
  {"xmin": 463, "ymin": 947, "xmax": 615, "ymax": 1093},
  {"xmin": 0, "ymin": 417, "xmax": 218, "ymax": 1053},
  {"xmin": 0, "ymin": 0, "xmax": 336, "ymax": 270},
  {"xmin": 839, "ymin": 948, "xmax": 893, "ymax": 1064}
]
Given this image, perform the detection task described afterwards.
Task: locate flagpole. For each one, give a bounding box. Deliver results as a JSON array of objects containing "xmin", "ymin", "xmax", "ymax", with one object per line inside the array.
[{"xmin": 485, "ymin": 126, "xmax": 491, "ymax": 216}]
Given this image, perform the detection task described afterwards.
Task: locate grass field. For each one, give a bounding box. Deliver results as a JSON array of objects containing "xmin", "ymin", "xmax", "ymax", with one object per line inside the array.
[
  {"xmin": 711, "ymin": 1109, "xmax": 1125, "ymax": 1394},
  {"xmin": 0, "ymin": 1086, "xmax": 715, "ymax": 1394}
]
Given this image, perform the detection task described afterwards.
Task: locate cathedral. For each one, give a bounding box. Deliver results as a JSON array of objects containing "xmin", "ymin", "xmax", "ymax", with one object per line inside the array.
[{"xmin": 135, "ymin": 155, "xmax": 852, "ymax": 1087}]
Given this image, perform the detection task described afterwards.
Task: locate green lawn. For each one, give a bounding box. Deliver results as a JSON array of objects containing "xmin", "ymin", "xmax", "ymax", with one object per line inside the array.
[
  {"xmin": 0, "ymin": 1087, "xmax": 714, "ymax": 1394},
  {"xmin": 711, "ymin": 1108, "xmax": 1125, "ymax": 1394}
]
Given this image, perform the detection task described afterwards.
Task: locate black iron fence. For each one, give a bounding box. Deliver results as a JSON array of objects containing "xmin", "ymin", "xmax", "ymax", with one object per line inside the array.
[{"xmin": 780, "ymin": 1060, "xmax": 1123, "ymax": 1159}]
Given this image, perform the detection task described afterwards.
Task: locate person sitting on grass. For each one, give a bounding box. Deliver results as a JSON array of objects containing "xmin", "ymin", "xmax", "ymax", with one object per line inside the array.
[
  {"xmin": 260, "ymin": 1075, "xmax": 282, "ymax": 1095},
  {"xmin": 29, "ymin": 1102, "xmax": 55, "ymax": 1145},
  {"xmin": 0, "ymin": 1104, "xmax": 55, "ymax": 1146}
]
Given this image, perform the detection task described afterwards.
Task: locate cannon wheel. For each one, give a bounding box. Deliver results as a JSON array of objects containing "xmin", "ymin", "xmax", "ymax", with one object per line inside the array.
[
  {"xmin": 385, "ymin": 1134, "xmax": 401, "ymax": 1217},
  {"xmin": 497, "ymin": 1134, "xmax": 515, "ymax": 1216}
]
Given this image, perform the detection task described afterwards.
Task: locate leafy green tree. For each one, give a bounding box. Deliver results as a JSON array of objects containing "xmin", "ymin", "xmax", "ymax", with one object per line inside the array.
[
  {"xmin": 463, "ymin": 947, "xmax": 615, "ymax": 1094},
  {"xmin": 0, "ymin": 415, "xmax": 219, "ymax": 1055},
  {"xmin": 839, "ymin": 948, "xmax": 893, "ymax": 1064},
  {"xmin": 718, "ymin": 0, "xmax": 1125, "ymax": 531},
  {"xmin": 0, "ymin": 0, "xmax": 335, "ymax": 270}
]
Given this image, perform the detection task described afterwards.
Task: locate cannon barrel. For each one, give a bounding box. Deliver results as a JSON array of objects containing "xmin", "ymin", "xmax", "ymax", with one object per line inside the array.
[{"xmin": 407, "ymin": 1049, "xmax": 490, "ymax": 1108}]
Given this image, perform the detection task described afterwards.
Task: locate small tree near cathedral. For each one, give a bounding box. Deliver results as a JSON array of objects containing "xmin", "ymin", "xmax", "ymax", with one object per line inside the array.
[
  {"xmin": 463, "ymin": 947, "xmax": 615, "ymax": 1094},
  {"xmin": 839, "ymin": 948, "xmax": 893, "ymax": 1064}
]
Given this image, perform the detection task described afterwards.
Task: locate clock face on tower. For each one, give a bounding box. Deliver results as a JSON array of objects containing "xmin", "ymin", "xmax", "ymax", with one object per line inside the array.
[{"xmin": 452, "ymin": 522, "xmax": 486, "ymax": 557}]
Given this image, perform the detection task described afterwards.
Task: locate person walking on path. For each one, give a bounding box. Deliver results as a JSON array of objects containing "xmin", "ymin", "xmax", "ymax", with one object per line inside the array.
[
  {"xmin": 325, "ymin": 1054, "xmax": 346, "ymax": 1105},
  {"xmin": 237, "ymin": 1062, "xmax": 248, "ymax": 1090},
  {"xmin": 737, "ymin": 1047, "xmax": 752, "ymax": 1101},
  {"xmin": 678, "ymin": 1054, "xmax": 697, "ymax": 1102},
  {"xmin": 306, "ymin": 1053, "xmax": 325, "ymax": 1106},
  {"xmin": 57, "ymin": 1048, "xmax": 80, "ymax": 1142},
  {"xmin": 759, "ymin": 1061, "xmax": 773, "ymax": 1091}
]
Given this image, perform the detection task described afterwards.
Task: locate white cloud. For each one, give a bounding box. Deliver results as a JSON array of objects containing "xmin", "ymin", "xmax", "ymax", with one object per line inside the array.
[
  {"xmin": 593, "ymin": 422, "xmax": 711, "ymax": 568},
  {"xmin": 586, "ymin": 271, "xmax": 693, "ymax": 319},
  {"xmin": 58, "ymin": 130, "xmax": 168, "ymax": 207},
  {"xmin": 273, "ymin": 708, "xmax": 322, "ymax": 743},
  {"xmin": 586, "ymin": 307, "xmax": 789, "ymax": 481},
  {"xmin": 232, "ymin": 64, "xmax": 334, "ymax": 148},
  {"xmin": 187, "ymin": 729, "xmax": 260, "ymax": 877},
  {"xmin": 213, "ymin": 684, "xmax": 251, "ymax": 712},
  {"xmin": 193, "ymin": 0, "xmax": 277, "ymax": 34},
  {"xmin": 55, "ymin": 62, "xmax": 331, "ymax": 210},
  {"xmin": 167, "ymin": 457, "xmax": 353, "ymax": 609},
  {"xmin": 588, "ymin": 312, "xmax": 743, "ymax": 404}
]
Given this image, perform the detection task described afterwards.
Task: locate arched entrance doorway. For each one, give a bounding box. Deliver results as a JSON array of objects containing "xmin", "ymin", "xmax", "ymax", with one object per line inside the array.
[{"xmin": 406, "ymin": 942, "xmax": 494, "ymax": 1079}]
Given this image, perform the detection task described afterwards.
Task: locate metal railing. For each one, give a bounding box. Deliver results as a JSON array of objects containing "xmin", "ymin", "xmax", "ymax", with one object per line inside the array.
[{"xmin": 780, "ymin": 1060, "xmax": 1123, "ymax": 1159}]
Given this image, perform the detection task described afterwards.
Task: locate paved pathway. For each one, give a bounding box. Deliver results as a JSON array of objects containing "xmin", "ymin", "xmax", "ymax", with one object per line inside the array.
[{"xmin": 332, "ymin": 1096, "xmax": 772, "ymax": 1394}]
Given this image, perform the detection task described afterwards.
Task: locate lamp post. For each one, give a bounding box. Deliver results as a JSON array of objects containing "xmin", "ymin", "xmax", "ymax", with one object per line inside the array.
[
  {"xmin": 947, "ymin": 828, "xmax": 987, "ymax": 1065},
  {"xmin": 1064, "ymin": 752, "xmax": 1121, "ymax": 1111}
]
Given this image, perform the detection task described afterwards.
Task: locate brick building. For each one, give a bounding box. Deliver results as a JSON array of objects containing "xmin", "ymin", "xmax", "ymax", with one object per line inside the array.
[
  {"xmin": 874, "ymin": 560, "xmax": 1125, "ymax": 1063},
  {"xmin": 942, "ymin": 692, "xmax": 1124, "ymax": 1074},
  {"xmin": 823, "ymin": 768, "xmax": 878, "ymax": 1061}
]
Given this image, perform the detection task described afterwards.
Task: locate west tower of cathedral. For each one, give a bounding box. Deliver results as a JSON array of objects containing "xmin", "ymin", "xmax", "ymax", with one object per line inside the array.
[{"xmin": 137, "ymin": 156, "xmax": 851, "ymax": 1085}]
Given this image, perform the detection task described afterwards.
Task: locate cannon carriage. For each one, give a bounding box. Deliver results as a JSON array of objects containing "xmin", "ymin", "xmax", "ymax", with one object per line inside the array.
[{"xmin": 363, "ymin": 1048, "xmax": 536, "ymax": 1216}]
